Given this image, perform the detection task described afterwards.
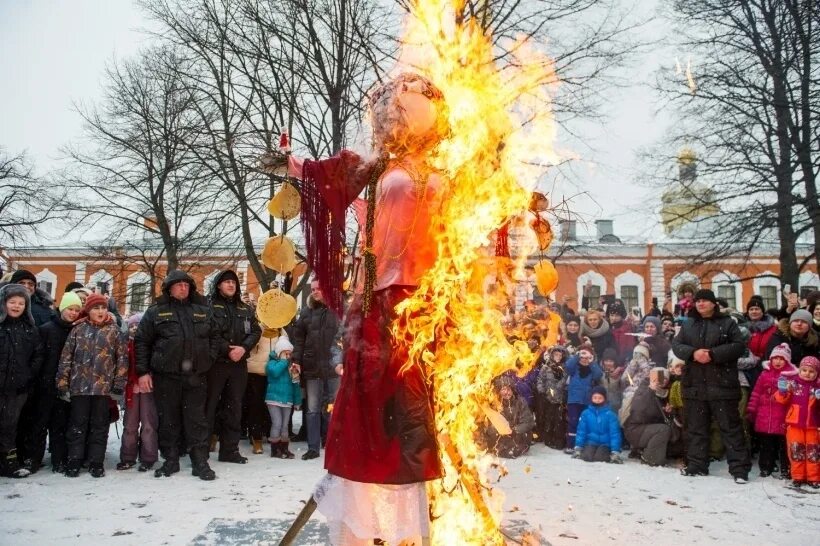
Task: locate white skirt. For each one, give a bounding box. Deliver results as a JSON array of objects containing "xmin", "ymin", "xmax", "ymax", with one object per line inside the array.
[{"xmin": 314, "ymin": 474, "xmax": 429, "ymax": 545}]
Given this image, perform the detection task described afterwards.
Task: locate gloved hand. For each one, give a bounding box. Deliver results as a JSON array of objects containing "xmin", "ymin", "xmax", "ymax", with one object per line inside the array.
[
  {"xmin": 813, "ymin": 388, "xmax": 820, "ymax": 400},
  {"xmin": 571, "ymin": 448, "xmax": 582, "ymax": 459},
  {"xmin": 609, "ymin": 452, "xmax": 623, "ymax": 464},
  {"xmin": 58, "ymin": 390, "xmax": 71, "ymax": 403},
  {"xmin": 777, "ymin": 377, "xmax": 789, "ymax": 394}
]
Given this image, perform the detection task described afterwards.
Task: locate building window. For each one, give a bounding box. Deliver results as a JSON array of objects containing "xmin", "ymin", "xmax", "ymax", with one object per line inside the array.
[
  {"xmin": 129, "ymin": 283, "xmax": 150, "ymax": 313},
  {"xmin": 37, "ymin": 280, "xmax": 53, "ymax": 295},
  {"xmin": 96, "ymin": 281, "xmax": 110, "ymax": 295},
  {"xmin": 800, "ymin": 285, "xmax": 818, "ymax": 299},
  {"xmin": 717, "ymin": 285, "xmax": 737, "ymax": 309},
  {"xmin": 586, "ymin": 285, "xmax": 601, "ymax": 306},
  {"xmin": 620, "ymin": 285, "xmax": 639, "ymax": 311},
  {"xmin": 759, "ymin": 285, "xmax": 778, "ymax": 311}
]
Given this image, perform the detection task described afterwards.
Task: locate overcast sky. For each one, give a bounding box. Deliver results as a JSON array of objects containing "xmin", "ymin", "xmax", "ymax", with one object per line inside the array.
[{"xmin": 0, "ymin": 0, "xmax": 676, "ymax": 239}]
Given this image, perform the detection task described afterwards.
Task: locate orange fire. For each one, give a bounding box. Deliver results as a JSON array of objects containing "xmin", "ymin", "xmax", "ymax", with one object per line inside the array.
[{"xmin": 392, "ymin": 1, "xmax": 560, "ymax": 543}]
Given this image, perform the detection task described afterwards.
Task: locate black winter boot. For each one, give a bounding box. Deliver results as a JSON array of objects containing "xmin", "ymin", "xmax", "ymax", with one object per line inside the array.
[
  {"xmin": 89, "ymin": 464, "xmax": 105, "ymax": 478},
  {"xmin": 218, "ymin": 450, "xmax": 248, "ymax": 464},
  {"xmin": 154, "ymin": 459, "xmax": 180, "ymax": 478},
  {"xmin": 3, "ymin": 450, "xmax": 30, "ymax": 478},
  {"xmin": 64, "ymin": 460, "xmax": 82, "ymax": 478},
  {"xmin": 192, "ymin": 461, "xmax": 216, "ymax": 481}
]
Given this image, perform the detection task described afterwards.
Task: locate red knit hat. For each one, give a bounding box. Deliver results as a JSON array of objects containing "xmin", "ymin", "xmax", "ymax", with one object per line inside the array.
[{"xmin": 83, "ymin": 293, "xmax": 108, "ymax": 315}]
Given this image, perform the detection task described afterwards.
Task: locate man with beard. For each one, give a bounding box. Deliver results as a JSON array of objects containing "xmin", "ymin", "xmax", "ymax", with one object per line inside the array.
[
  {"xmin": 135, "ymin": 270, "xmax": 220, "ymax": 480},
  {"xmin": 673, "ymin": 289, "xmax": 751, "ymax": 483},
  {"xmin": 205, "ymin": 270, "xmax": 261, "ymax": 463}
]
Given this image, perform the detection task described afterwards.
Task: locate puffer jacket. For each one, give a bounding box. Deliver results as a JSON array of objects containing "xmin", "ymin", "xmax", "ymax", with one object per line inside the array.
[
  {"xmin": 672, "ymin": 309, "xmax": 746, "ymax": 400},
  {"xmin": 37, "ymin": 315, "xmax": 76, "ymax": 395},
  {"xmin": 764, "ymin": 319, "xmax": 819, "ymax": 364},
  {"xmin": 291, "ymin": 297, "xmax": 341, "ymax": 380},
  {"xmin": 575, "ymin": 403, "xmax": 622, "ymax": 451},
  {"xmin": 0, "ymin": 285, "xmax": 44, "ymax": 393},
  {"xmin": 564, "ymin": 354, "xmax": 603, "ymax": 405},
  {"xmin": 56, "ymin": 318, "xmax": 128, "ymax": 396},
  {"xmin": 746, "ymin": 361, "xmax": 798, "ymax": 434},
  {"xmin": 265, "ymin": 355, "xmax": 303, "ymax": 406},
  {"xmin": 537, "ymin": 348, "xmax": 567, "ymax": 405},
  {"xmin": 208, "ymin": 270, "xmax": 261, "ymax": 367},
  {"xmin": 774, "ymin": 375, "xmax": 820, "ymax": 428},
  {"xmin": 134, "ymin": 270, "xmax": 220, "ymax": 376}
]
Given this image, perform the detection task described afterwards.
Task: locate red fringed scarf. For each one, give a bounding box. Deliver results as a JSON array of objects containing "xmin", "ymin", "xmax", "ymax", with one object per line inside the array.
[{"xmin": 300, "ymin": 151, "xmax": 377, "ymax": 317}]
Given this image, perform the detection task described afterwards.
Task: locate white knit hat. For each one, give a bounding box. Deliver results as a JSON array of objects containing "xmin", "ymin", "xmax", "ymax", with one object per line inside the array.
[
  {"xmin": 633, "ymin": 342, "xmax": 650, "ymax": 360},
  {"xmin": 273, "ymin": 336, "xmax": 294, "ymax": 357}
]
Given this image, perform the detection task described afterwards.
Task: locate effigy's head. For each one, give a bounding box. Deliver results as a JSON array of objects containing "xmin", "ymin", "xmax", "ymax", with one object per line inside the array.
[{"xmin": 368, "ymin": 72, "xmax": 449, "ymax": 156}]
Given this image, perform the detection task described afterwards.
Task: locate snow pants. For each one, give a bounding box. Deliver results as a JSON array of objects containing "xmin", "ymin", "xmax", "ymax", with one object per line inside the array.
[
  {"xmin": 542, "ymin": 400, "xmax": 567, "ymax": 450},
  {"xmin": 684, "ymin": 397, "xmax": 751, "ymax": 477},
  {"xmin": 154, "ymin": 373, "xmax": 209, "ymax": 465},
  {"xmin": 566, "ymin": 403, "xmax": 585, "ymax": 449},
  {"xmin": 18, "ymin": 389, "xmax": 69, "ymax": 468},
  {"xmin": 243, "ymin": 374, "xmax": 270, "ymax": 440},
  {"xmin": 757, "ymin": 432, "xmax": 789, "ymax": 476},
  {"xmin": 66, "ymin": 395, "xmax": 110, "ymax": 465},
  {"xmin": 786, "ymin": 426, "xmax": 820, "ymax": 483},
  {"xmin": 0, "ymin": 392, "xmax": 27, "ymax": 452},
  {"xmin": 120, "ymin": 392, "xmax": 158, "ymax": 465},
  {"xmin": 626, "ymin": 423, "xmax": 670, "ymax": 466},
  {"xmin": 205, "ymin": 361, "xmax": 248, "ymax": 456},
  {"xmin": 581, "ymin": 444, "xmax": 610, "ymax": 462}
]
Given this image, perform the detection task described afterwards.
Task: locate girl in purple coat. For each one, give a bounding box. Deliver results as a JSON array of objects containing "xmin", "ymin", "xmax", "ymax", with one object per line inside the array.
[{"xmin": 746, "ymin": 343, "xmax": 797, "ymax": 478}]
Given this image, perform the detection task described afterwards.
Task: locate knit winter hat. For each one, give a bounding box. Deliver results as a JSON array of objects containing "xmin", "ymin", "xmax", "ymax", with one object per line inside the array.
[
  {"xmin": 601, "ymin": 347, "xmax": 619, "ymax": 363},
  {"xmin": 633, "ymin": 342, "xmax": 650, "ymax": 360},
  {"xmin": 769, "ymin": 343, "xmax": 792, "ymax": 363},
  {"xmin": 694, "ymin": 289, "xmax": 717, "ymax": 304},
  {"xmin": 798, "ymin": 356, "xmax": 820, "ymax": 373},
  {"xmin": 273, "ymin": 336, "xmax": 294, "ymax": 357},
  {"xmin": 607, "ymin": 302, "xmax": 626, "ymax": 317},
  {"xmin": 10, "ymin": 269, "xmax": 37, "ymax": 285},
  {"xmin": 642, "ymin": 316, "xmax": 661, "ymax": 332},
  {"xmin": 566, "ymin": 315, "xmax": 581, "ymax": 326},
  {"xmin": 591, "ymin": 385, "xmax": 607, "ymax": 400},
  {"xmin": 64, "ymin": 281, "xmax": 84, "ymax": 293},
  {"xmin": 746, "ymin": 296, "xmax": 765, "ymax": 313},
  {"xmin": 83, "ymin": 293, "xmax": 108, "ymax": 315},
  {"xmin": 789, "ymin": 309, "xmax": 812, "ymax": 325},
  {"xmin": 59, "ymin": 291, "xmax": 83, "ymax": 312},
  {"xmin": 127, "ymin": 312, "xmax": 144, "ymax": 327}
]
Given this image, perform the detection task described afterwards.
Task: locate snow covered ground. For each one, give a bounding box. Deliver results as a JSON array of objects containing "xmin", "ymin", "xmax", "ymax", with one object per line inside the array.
[{"xmin": 2, "ymin": 427, "xmax": 818, "ymax": 545}]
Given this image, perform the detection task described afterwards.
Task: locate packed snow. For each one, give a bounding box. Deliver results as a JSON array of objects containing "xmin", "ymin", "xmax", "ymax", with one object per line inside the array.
[{"xmin": 1, "ymin": 421, "xmax": 818, "ymax": 545}]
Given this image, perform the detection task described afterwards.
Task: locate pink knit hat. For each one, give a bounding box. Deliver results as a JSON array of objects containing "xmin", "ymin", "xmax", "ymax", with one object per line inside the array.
[
  {"xmin": 768, "ymin": 343, "xmax": 792, "ymax": 363},
  {"xmin": 798, "ymin": 356, "xmax": 820, "ymax": 373}
]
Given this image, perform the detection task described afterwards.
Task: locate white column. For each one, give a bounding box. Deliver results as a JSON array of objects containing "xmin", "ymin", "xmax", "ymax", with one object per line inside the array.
[{"xmin": 75, "ymin": 262, "xmax": 87, "ymax": 284}]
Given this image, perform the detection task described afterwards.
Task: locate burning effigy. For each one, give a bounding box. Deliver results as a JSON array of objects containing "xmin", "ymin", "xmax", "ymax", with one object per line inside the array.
[{"xmin": 267, "ymin": 1, "xmax": 560, "ymax": 544}]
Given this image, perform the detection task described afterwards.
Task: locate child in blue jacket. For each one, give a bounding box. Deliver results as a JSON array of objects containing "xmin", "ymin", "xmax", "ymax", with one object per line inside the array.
[
  {"xmin": 573, "ymin": 386, "xmax": 623, "ymax": 463},
  {"xmin": 266, "ymin": 337, "xmax": 302, "ymax": 459},
  {"xmin": 564, "ymin": 344, "xmax": 603, "ymax": 452}
]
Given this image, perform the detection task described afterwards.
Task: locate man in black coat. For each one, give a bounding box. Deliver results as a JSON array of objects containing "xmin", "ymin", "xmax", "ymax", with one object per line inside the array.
[
  {"xmin": 291, "ymin": 280, "xmax": 342, "ymax": 460},
  {"xmin": 205, "ymin": 270, "xmax": 261, "ymax": 463},
  {"xmin": 672, "ymin": 289, "xmax": 751, "ymax": 482},
  {"xmin": 134, "ymin": 270, "xmax": 220, "ymax": 480},
  {"xmin": 10, "ymin": 270, "xmax": 56, "ymax": 326}
]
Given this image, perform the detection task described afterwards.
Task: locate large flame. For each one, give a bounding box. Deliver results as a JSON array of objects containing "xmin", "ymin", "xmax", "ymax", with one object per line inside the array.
[{"xmin": 392, "ymin": 1, "xmax": 560, "ymax": 543}]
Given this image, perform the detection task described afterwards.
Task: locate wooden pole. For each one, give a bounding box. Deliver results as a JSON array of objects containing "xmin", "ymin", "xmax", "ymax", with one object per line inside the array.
[{"xmin": 278, "ymin": 496, "xmax": 318, "ymax": 546}]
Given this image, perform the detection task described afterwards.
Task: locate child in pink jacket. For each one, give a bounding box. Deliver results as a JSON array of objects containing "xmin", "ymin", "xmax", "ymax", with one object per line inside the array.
[{"xmin": 746, "ymin": 343, "xmax": 797, "ymax": 478}]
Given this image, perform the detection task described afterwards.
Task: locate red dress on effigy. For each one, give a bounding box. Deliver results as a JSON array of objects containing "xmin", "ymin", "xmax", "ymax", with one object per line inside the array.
[{"xmin": 289, "ymin": 153, "xmax": 443, "ymax": 485}]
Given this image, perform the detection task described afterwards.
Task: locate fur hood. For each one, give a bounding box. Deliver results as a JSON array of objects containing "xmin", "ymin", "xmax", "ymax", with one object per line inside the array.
[
  {"xmin": 157, "ymin": 270, "xmax": 207, "ymax": 306},
  {"xmin": 0, "ymin": 284, "xmax": 35, "ymax": 326},
  {"xmin": 776, "ymin": 318, "xmax": 818, "ymax": 347}
]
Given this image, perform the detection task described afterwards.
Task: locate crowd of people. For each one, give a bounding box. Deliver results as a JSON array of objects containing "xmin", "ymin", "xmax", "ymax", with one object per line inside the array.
[
  {"xmin": 1, "ymin": 268, "xmax": 819, "ymax": 492},
  {"xmin": 481, "ymin": 283, "xmax": 820, "ymax": 489}
]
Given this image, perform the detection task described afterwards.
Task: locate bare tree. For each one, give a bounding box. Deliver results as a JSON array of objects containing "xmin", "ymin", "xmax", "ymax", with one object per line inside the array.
[
  {"xmin": 0, "ymin": 149, "xmax": 60, "ymax": 249},
  {"xmin": 139, "ymin": 0, "xmax": 388, "ymax": 291},
  {"xmin": 62, "ymin": 45, "xmax": 228, "ymax": 279},
  {"xmin": 646, "ymin": 0, "xmax": 819, "ymax": 289}
]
